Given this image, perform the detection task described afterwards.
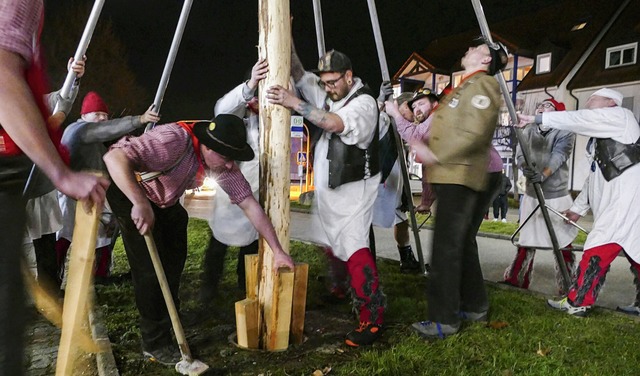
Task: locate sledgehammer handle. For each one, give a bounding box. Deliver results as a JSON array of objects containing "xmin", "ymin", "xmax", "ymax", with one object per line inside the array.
[{"xmin": 143, "ymin": 234, "xmax": 192, "ymax": 360}]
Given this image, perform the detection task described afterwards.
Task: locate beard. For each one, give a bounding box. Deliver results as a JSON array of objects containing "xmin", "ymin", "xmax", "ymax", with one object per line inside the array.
[{"xmin": 414, "ymin": 112, "xmax": 425, "ymax": 123}]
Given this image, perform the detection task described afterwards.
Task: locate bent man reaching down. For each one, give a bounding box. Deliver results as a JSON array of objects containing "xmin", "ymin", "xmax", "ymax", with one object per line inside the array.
[{"xmin": 104, "ymin": 114, "xmax": 293, "ymax": 365}]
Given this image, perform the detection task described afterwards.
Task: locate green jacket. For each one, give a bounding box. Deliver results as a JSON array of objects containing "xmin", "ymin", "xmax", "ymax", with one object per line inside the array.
[{"xmin": 427, "ymin": 72, "xmax": 501, "ymax": 192}]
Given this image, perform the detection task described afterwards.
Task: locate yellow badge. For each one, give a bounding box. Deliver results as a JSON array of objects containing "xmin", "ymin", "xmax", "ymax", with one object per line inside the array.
[{"xmin": 208, "ymin": 122, "xmax": 216, "ymax": 131}]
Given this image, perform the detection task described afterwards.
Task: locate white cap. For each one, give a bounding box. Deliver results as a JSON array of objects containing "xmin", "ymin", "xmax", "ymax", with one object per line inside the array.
[{"xmin": 590, "ymin": 88, "xmax": 623, "ymax": 106}]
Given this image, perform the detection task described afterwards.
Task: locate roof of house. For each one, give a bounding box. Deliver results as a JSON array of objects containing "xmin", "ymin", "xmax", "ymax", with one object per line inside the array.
[
  {"xmin": 393, "ymin": 0, "xmax": 628, "ymax": 91},
  {"xmin": 567, "ymin": 0, "xmax": 640, "ymax": 90}
]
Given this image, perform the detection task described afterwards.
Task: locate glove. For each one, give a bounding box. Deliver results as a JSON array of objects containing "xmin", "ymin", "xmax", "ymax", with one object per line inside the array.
[
  {"xmin": 54, "ymin": 93, "xmax": 74, "ymax": 115},
  {"xmin": 378, "ymin": 81, "xmax": 393, "ymax": 103},
  {"xmin": 522, "ymin": 166, "xmax": 543, "ymax": 184}
]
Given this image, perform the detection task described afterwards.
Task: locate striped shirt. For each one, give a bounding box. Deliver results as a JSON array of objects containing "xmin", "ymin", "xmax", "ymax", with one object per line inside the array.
[
  {"xmin": 110, "ymin": 123, "xmax": 252, "ymax": 208},
  {"xmin": 0, "ymin": 0, "xmax": 42, "ymax": 62}
]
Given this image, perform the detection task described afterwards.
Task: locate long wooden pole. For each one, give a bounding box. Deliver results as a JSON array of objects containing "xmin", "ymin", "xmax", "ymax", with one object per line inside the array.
[{"xmin": 257, "ymin": 0, "xmax": 293, "ymax": 351}]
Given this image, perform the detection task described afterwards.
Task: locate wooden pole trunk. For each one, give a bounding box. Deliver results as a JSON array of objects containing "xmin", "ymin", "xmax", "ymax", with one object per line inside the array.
[{"xmin": 257, "ymin": 0, "xmax": 292, "ymax": 351}]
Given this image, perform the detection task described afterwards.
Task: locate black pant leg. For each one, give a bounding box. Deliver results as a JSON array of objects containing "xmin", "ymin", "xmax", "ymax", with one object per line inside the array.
[
  {"xmin": 427, "ymin": 184, "xmax": 478, "ymax": 325},
  {"xmin": 107, "ymin": 185, "xmax": 176, "ymax": 350},
  {"xmin": 33, "ymin": 232, "xmax": 60, "ymax": 289},
  {"xmin": 0, "ymin": 190, "xmax": 26, "ymax": 376},
  {"xmin": 202, "ymin": 235, "xmax": 229, "ymax": 292}
]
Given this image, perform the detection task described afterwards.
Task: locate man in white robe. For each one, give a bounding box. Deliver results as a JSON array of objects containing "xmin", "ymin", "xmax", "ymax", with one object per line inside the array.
[{"xmin": 517, "ymin": 88, "xmax": 640, "ymax": 316}]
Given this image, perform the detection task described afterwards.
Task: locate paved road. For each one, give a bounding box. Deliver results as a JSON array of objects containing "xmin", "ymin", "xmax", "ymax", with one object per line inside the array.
[{"xmin": 184, "ymin": 192, "xmax": 636, "ymax": 311}]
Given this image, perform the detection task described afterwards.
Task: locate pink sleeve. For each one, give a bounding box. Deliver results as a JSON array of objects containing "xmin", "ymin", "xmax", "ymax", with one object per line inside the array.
[
  {"xmin": 0, "ymin": 0, "xmax": 43, "ymax": 62},
  {"xmin": 110, "ymin": 124, "xmax": 190, "ymax": 172},
  {"xmin": 214, "ymin": 164, "xmax": 253, "ymax": 204}
]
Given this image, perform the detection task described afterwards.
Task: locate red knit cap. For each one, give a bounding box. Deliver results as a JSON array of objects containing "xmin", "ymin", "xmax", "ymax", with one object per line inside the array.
[
  {"xmin": 543, "ymin": 98, "xmax": 566, "ymax": 111},
  {"xmin": 81, "ymin": 91, "xmax": 108, "ymax": 115}
]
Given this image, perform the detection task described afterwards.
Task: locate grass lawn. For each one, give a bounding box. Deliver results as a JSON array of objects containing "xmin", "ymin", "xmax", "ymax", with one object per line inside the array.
[{"xmin": 95, "ymin": 218, "xmax": 639, "ymax": 375}]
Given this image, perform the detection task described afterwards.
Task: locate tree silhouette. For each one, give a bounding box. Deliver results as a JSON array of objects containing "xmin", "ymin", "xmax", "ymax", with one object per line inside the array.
[{"xmin": 42, "ymin": 1, "xmax": 150, "ymax": 126}]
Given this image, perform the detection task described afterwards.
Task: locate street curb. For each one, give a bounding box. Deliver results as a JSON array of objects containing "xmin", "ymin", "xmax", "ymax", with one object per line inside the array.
[{"xmin": 89, "ymin": 295, "xmax": 120, "ymax": 376}]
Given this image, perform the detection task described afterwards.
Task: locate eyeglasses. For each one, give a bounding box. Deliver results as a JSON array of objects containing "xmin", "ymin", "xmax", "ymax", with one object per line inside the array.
[
  {"xmin": 536, "ymin": 102, "xmax": 555, "ymax": 109},
  {"xmin": 318, "ymin": 72, "xmax": 346, "ymax": 89}
]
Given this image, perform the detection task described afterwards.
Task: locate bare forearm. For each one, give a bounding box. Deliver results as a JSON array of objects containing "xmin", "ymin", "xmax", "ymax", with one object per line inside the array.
[
  {"xmin": 240, "ymin": 197, "xmax": 285, "ymax": 253},
  {"xmin": 295, "ymin": 101, "xmax": 344, "ymax": 133}
]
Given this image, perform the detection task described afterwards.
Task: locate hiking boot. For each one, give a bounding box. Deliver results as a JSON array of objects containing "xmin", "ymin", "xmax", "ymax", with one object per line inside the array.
[
  {"xmin": 398, "ymin": 246, "xmax": 420, "ymax": 273},
  {"xmin": 547, "ymin": 297, "xmax": 590, "ymax": 317},
  {"xmin": 345, "ymin": 321, "xmax": 382, "ymax": 347},
  {"xmin": 411, "ymin": 320, "xmax": 460, "ymax": 339},
  {"xmin": 143, "ymin": 345, "xmax": 181, "ymax": 366},
  {"xmin": 458, "ymin": 310, "xmax": 488, "ymax": 322},
  {"xmin": 616, "ymin": 304, "xmax": 640, "ymax": 316}
]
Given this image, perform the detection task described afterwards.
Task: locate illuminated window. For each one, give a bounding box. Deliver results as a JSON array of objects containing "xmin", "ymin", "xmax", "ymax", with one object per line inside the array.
[
  {"xmin": 536, "ymin": 53, "xmax": 552, "ymax": 74},
  {"xmin": 452, "ymin": 72, "xmax": 464, "ymax": 88},
  {"xmin": 571, "ymin": 22, "xmax": 587, "ymax": 31},
  {"xmin": 606, "ymin": 43, "xmax": 637, "ymax": 69}
]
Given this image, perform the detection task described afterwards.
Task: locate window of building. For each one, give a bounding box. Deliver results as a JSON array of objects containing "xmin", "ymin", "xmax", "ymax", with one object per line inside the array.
[
  {"xmin": 606, "ymin": 42, "xmax": 638, "ymax": 69},
  {"xmin": 536, "ymin": 53, "xmax": 552, "ymax": 74}
]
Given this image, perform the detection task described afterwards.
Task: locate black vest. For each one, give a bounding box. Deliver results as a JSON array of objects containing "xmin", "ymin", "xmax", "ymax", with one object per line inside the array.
[
  {"xmin": 326, "ymin": 86, "xmax": 379, "ymax": 189},
  {"xmin": 594, "ymin": 137, "xmax": 640, "ymax": 181}
]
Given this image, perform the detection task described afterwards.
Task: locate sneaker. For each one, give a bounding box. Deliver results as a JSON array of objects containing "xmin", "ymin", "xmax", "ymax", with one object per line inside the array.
[
  {"xmin": 616, "ymin": 304, "xmax": 640, "ymax": 316},
  {"xmin": 501, "ymin": 218, "xmax": 507, "ymax": 223},
  {"xmin": 458, "ymin": 310, "xmax": 488, "ymax": 322},
  {"xmin": 345, "ymin": 321, "xmax": 382, "ymax": 347},
  {"xmin": 143, "ymin": 345, "xmax": 181, "ymax": 366},
  {"xmin": 493, "ymin": 218, "xmax": 498, "ymax": 222},
  {"xmin": 411, "ymin": 320, "xmax": 459, "ymax": 339},
  {"xmin": 547, "ymin": 297, "xmax": 590, "ymax": 317},
  {"xmin": 399, "ymin": 246, "xmax": 421, "ymax": 273}
]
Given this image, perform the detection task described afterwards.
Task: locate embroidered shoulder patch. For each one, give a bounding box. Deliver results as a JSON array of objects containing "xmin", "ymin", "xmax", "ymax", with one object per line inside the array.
[{"xmin": 471, "ymin": 95, "xmax": 491, "ymax": 109}]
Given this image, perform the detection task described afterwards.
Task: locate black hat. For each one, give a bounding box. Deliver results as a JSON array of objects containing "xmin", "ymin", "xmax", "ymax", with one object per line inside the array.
[
  {"xmin": 407, "ymin": 88, "xmax": 439, "ymax": 109},
  {"xmin": 193, "ymin": 114, "xmax": 255, "ymax": 161},
  {"xmin": 487, "ymin": 41, "xmax": 508, "ymax": 75},
  {"xmin": 314, "ymin": 49, "xmax": 352, "ymax": 73}
]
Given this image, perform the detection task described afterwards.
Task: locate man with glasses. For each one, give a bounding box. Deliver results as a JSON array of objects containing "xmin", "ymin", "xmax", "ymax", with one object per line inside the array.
[
  {"xmin": 502, "ymin": 98, "xmax": 578, "ymax": 295},
  {"xmin": 267, "ymin": 49, "xmax": 385, "ymax": 347}
]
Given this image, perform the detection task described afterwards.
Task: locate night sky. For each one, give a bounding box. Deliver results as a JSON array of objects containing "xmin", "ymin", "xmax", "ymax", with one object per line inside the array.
[{"xmin": 45, "ymin": 0, "xmax": 557, "ymax": 121}]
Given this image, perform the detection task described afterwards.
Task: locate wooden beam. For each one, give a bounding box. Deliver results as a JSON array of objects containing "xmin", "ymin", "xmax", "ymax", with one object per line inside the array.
[
  {"xmin": 264, "ymin": 267, "xmax": 294, "ymax": 351},
  {"xmin": 245, "ymin": 254, "xmax": 259, "ymax": 300},
  {"xmin": 235, "ymin": 298, "xmax": 259, "ymax": 349},
  {"xmin": 56, "ymin": 202, "xmax": 100, "ymax": 376},
  {"xmin": 290, "ymin": 263, "xmax": 309, "ymax": 345}
]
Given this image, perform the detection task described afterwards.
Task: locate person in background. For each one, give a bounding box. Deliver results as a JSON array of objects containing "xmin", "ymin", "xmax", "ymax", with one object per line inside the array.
[
  {"xmin": 57, "ymin": 91, "xmax": 159, "ymax": 285},
  {"xmin": 24, "ymin": 56, "xmax": 85, "ymax": 295},
  {"xmin": 371, "ymin": 84, "xmax": 421, "ymax": 273},
  {"xmin": 492, "ymin": 170, "xmax": 511, "ymax": 222},
  {"xmin": 516, "ymin": 88, "xmax": 640, "ymax": 317},
  {"xmin": 502, "ymin": 98, "xmax": 577, "ymax": 294},
  {"xmin": 199, "ymin": 58, "xmax": 265, "ymax": 301}
]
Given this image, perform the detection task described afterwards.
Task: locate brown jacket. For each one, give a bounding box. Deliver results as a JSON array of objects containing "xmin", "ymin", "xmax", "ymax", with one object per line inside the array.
[{"xmin": 427, "ymin": 72, "xmax": 501, "ymax": 192}]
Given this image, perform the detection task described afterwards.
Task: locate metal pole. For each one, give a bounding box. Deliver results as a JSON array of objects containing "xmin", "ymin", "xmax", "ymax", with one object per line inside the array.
[
  {"xmin": 146, "ymin": 0, "xmax": 193, "ymax": 131},
  {"xmin": 311, "ymin": 0, "xmax": 326, "ymax": 58},
  {"xmin": 470, "ymin": 0, "xmax": 571, "ymax": 291},
  {"xmin": 54, "ymin": 0, "xmax": 105, "ymax": 112},
  {"xmin": 366, "ymin": 0, "xmax": 427, "ymax": 275},
  {"xmin": 365, "ymin": 0, "xmax": 390, "ymax": 81}
]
